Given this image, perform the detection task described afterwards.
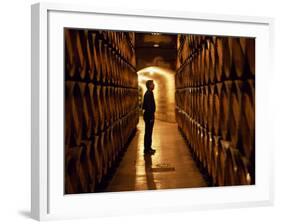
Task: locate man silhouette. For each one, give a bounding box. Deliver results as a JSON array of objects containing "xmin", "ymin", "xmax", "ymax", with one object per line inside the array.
[{"xmin": 142, "ymin": 80, "xmax": 156, "ymax": 154}]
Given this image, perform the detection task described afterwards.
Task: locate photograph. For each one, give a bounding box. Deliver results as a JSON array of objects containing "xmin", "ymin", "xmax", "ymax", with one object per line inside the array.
[{"xmin": 64, "ymin": 28, "xmax": 255, "ymax": 194}]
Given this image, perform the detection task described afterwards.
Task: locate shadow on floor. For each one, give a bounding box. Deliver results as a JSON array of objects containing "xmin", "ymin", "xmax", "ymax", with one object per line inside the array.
[{"xmin": 144, "ymin": 154, "xmax": 157, "ymax": 190}]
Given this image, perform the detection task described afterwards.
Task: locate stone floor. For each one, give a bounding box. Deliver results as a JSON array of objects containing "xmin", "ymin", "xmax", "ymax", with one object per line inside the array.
[{"xmin": 105, "ymin": 117, "xmax": 207, "ymax": 192}]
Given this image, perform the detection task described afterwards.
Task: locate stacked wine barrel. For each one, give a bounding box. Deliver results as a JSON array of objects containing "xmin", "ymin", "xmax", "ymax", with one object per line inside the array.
[
  {"xmin": 64, "ymin": 29, "xmax": 139, "ymax": 194},
  {"xmin": 175, "ymin": 34, "xmax": 255, "ymax": 186}
]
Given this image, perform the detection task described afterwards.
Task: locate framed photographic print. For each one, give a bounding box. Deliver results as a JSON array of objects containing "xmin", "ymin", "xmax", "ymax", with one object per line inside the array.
[{"xmin": 31, "ymin": 2, "xmax": 274, "ymax": 221}]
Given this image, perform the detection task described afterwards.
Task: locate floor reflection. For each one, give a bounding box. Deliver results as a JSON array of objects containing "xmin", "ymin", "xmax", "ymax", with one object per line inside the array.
[
  {"xmin": 105, "ymin": 117, "xmax": 207, "ymax": 192},
  {"xmin": 144, "ymin": 154, "xmax": 157, "ymax": 190}
]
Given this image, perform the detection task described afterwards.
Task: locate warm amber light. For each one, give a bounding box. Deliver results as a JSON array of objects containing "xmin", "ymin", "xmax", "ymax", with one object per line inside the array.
[
  {"xmin": 138, "ymin": 66, "xmax": 176, "ymax": 122},
  {"xmin": 246, "ymin": 173, "xmax": 251, "ymax": 184}
]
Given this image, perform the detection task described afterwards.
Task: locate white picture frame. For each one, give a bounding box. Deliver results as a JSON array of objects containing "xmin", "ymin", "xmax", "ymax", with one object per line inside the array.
[{"xmin": 31, "ymin": 2, "xmax": 274, "ymax": 221}]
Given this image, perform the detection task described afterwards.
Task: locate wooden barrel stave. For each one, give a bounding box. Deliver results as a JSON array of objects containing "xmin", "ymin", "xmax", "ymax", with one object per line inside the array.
[{"xmin": 232, "ymin": 37, "xmax": 245, "ymax": 79}]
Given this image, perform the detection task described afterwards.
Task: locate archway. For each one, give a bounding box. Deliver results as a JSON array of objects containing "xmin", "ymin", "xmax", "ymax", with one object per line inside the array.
[{"xmin": 137, "ymin": 66, "xmax": 176, "ymax": 123}]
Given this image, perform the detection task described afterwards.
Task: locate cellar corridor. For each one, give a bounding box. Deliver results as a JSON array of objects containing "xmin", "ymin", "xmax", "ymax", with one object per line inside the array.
[
  {"xmin": 105, "ymin": 117, "xmax": 207, "ymax": 192},
  {"xmin": 64, "ymin": 30, "xmax": 255, "ymax": 194}
]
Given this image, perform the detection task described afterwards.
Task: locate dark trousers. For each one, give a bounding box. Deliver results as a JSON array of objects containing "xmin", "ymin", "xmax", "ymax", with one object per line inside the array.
[{"xmin": 144, "ymin": 119, "xmax": 154, "ymax": 150}]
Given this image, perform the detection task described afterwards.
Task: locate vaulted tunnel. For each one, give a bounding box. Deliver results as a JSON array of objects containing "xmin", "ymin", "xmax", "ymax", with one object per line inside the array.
[{"xmin": 64, "ymin": 29, "xmax": 255, "ymax": 194}]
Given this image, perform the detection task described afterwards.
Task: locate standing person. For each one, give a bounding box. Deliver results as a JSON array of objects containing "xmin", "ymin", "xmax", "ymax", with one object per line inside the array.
[{"xmin": 142, "ymin": 80, "xmax": 156, "ymax": 154}]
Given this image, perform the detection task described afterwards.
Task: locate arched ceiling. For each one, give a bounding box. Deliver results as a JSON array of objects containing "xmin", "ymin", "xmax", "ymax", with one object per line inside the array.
[{"xmin": 135, "ymin": 32, "xmax": 177, "ymax": 71}]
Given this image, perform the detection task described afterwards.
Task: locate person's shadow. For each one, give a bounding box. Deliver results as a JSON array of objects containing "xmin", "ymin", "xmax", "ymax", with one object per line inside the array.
[{"xmin": 144, "ymin": 154, "xmax": 157, "ymax": 190}]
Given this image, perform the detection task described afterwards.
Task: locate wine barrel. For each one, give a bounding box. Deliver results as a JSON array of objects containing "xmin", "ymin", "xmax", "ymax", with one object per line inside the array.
[
  {"xmin": 220, "ymin": 81, "xmax": 232, "ymax": 140},
  {"xmin": 240, "ymin": 80, "xmax": 255, "ymax": 161},
  {"xmin": 103, "ymin": 127, "xmax": 113, "ymax": 170},
  {"xmin": 199, "ymin": 86, "xmax": 204, "ymax": 125},
  {"xmin": 97, "ymin": 39, "xmax": 105, "ymax": 84},
  {"xmin": 108, "ymin": 86, "xmax": 115, "ymax": 122},
  {"xmin": 92, "ymin": 134, "xmax": 102, "ymax": 184},
  {"xmin": 204, "ymin": 41, "xmax": 210, "ymax": 84},
  {"xmin": 84, "ymin": 139, "xmax": 97, "ymax": 192},
  {"xmin": 190, "ymin": 117, "xmax": 196, "ymax": 147},
  {"xmin": 186, "ymin": 66, "xmax": 190, "ymax": 88},
  {"xmin": 104, "ymin": 43, "xmax": 111, "ymax": 85},
  {"xmin": 114, "ymin": 87, "xmax": 120, "ymax": 121},
  {"xmin": 224, "ymin": 146, "xmax": 237, "ymax": 186},
  {"xmin": 85, "ymin": 31, "xmax": 95, "ymax": 81},
  {"xmin": 115, "ymin": 56, "xmax": 121, "ymax": 86},
  {"xmin": 190, "ymin": 56, "xmax": 195, "ymax": 86},
  {"xmin": 246, "ymin": 38, "xmax": 255, "ymax": 77},
  {"xmin": 124, "ymin": 114, "xmax": 129, "ymax": 145},
  {"xmin": 215, "ymin": 37, "xmax": 223, "ymax": 82},
  {"xmin": 64, "ymin": 29, "xmax": 78, "ymax": 79},
  {"xmin": 111, "ymin": 48, "xmax": 117, "ymax": 85},
  {"xmin": 103, "ymin": 86, "xmax": 110, "ymax": 129},
  {"xmin": 190, "ymin": 88, "xmax": 194, "ymax": 119},
  {"xmin": 78, "ymin": 82, "xmax": 93, "ymax": 139},
  {"xmin": 182, "ymin": 38, "xmax": 188, "ymax": 63},
  {"xmin": 117, "ymin": 118, "xmax": 123, "ymax": 151},
  {"xmin": 113, "ymin": 121, "xmax": 121, "ymax": 156},
  {"xmin": 180, "ymin": 66, "xmax": 185, "ymax": 88},
  {"xmin": 194, "ymin": 87, "xmax": 199, "ymax": 123},
  {"xmin": 207, "ymin": 132, "xmax": 214, "ymax": 175},
  {"xmin": 198, "ymin": 125, "xmax": 206, "ymax": 167},
  {"xmin": 181, "ymin": 89, "xmax": 186, "ymax": 114},
  {"xmin": 189, "ymin": 35, "xmax": 194, "ymax": 50},
  {"xmin": 232, "ymin": 37, "xmax": 245, "ymax": 79},
  {"xmin": 120, "ymin": 88, "xmax": 125, "ymax": 117},
  {"xmin": 109, "ymin": 86, "xmax": 115, "ymax": 124},
  {"xmin": 180, "ymin": 115, "xmax": 187, "ymax": 140},
  {"xmin": 178, "ymin": 108, "xmax": 184, "ymax": 137},
  {"xmin": 193, "ymin": 121, "xmax": 200, "ymax": 158},
  {"xmin": 65, "ymin": 81, "xmax": 75, "ymax": 146},
  {"xmin": 123, "ymin": 115, "xmax": 128, "ymax": 148},
  {"xmin": 65, "ymin": 146, "xmax": 87, "ymax": 193},
  {"xmin": 70, "ymin": 82, "xmax": 83, "ymax": 146},
  {"xmin": 239, "ymin": 37, "xmax": 247, "ymax": 55},
  {"xmin": 98, "ymin": 131, "xmax": 108, "ymax": 178},
  {"xmin": 103, "ymin": 42, "xmax": 110, "ymax": 84},
  {"xmin": 194, "ymin": 35, "xmax": 199, "ymax": 50},
  {"xmin": 223, "ymin": 37, "xmax": 233, "ymax": 80},
  {"xmin": 209, "ymin": 41, "xmax": 216, "ymax": 83},
  {"xmin": 90, "ymin": 32, "xmax": 101, "ymax": 83},
  {"xmin": 210, "ymin": 135, "xmax": 221, "ymax": 185},
  {"xmin": 213, "ymin": 83, "xmax": 222, "ymax": 136},
  {"xmin": 191, "ymin": 55, "xmax": 197, "ymax": 86},
  {"xmin": 88, "ymin": 83, "xmax": 100, "ymax": 135},
  {"xmin": 230, "ymin": 148, "xmax": 252, "ymax": 185},
  {"xmin": 125, "ymin": 64, "xmax": 130, "ymax": 88},
  {"xmin": 207, "ymin": 85, "xmax": 214, "ymax": 133},
  {"xmin": 109, "ymin": 125, "xmax": 116, "ymax": 163},
  {"xmin": 79, "ymin": 142, "xmax": 94, "ymax": 192},
  {"xmin": 112, "ymin": 121, "xmax": 119, "ymax": 159},
  {"xmin": 176, "ymin": 71, "xmax": 181, "ymax": 89},
  {"xmin": 200, "ymin": 47, "xmax": 206, "ymax": 85},
  {"xmin": 119, "ymin": 58, "xmax": 124, "ymax": 87},
  {"xmin": 76, "ymin": 30, "xmax": 88, "ymax": 80},
  {"xmin": 65, "ymin": 146, "xmax": 83, "ymax": 194},
  {"xmin": 202, "ymin": 128, "xmax": 209, "ymax": 169},
  {"xmin": 198, "ymin": 51, "xmax": 203, "ymax": 86},
  {"xmin": 196, "ymin": 53, "xmax": 201, "ymax": 86},
  {"xmin": 203, "ymin": 86, "xmax": 209, "ymax": 128},
  {"xmin": 217, "ymin": 139, "xmax": 229, "ymax": 186},
  {"xmin": 229, "ymin": 80, "xmax": 243, "ymax": 149},
  {"xmin": 124, "ymin": 89, "xmax": 129, "ymax": 114},
  {"xmin": 98, "ymin": 85, "xmax": 105, "ymax": 132},
  {"xmin": 236, "ymin": 154, "xmax": 252, "ymax": 185}
]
